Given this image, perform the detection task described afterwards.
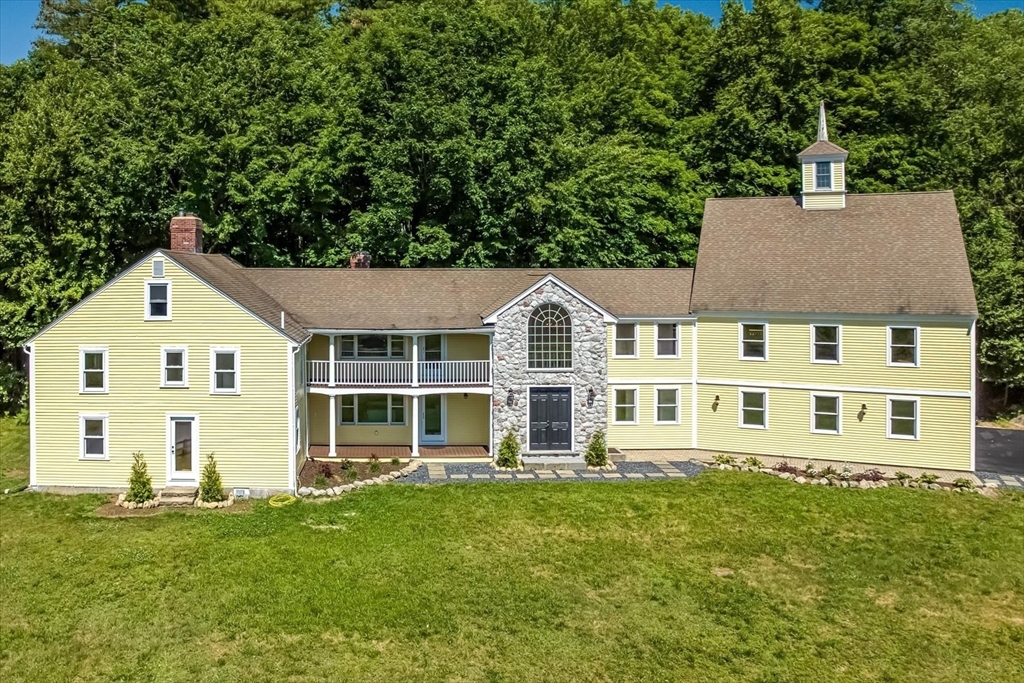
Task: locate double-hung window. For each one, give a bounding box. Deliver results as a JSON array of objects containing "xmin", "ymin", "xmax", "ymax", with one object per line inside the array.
[
  {"xmin": 210, "ymin": 347, "xmax": 240, "ymax": 394},
  {"xmin": 655, "ymin": 388, "xmax": 679, "ymax": 424},
  {"xmin": 338, "ymin": 335, "xmax": 406, "ymax": 359},
  {"xmin": 811, "ymin": 324, "xmax": 841, "ymax": 363},
  {"xmin": 815, "ymin": 161, "xmax": 832, "ymax": 190},
  {"xmin": 740, "ymin": 390, "xmax": 767, "ymax": 429},
  {"xmin": 614, "ymin": 324, "xmax": 637, "ymax": 358},
  {"xmin": 739, "ymin": 323, "xmax": 767, "ymax": 360},
  {"xmin": 80, "ymin": 413, "xmax": 108, "ymax": 460},
  {"xmin": 888, "ymin": 397, "xmax": 919, "ymax": 439},
  {"xmin": 656, "ymin": 324, "xmax": 679, "ymax": 357},
  {"xmin": 338, "ymin": 395, "xmax": 406, "ymax": 425},
  {"xmin": 144, "ymin": 280, "xmax": 171, "ymax": 320},
  {"xmin": 161, "ymin": 347, "xmax": 188, "ymax": 387},
  {"xmin": 811, "ymin": 394, "xmax": 841, "ymax": 434},
  {"xmin": 888, "ymin": 326, "xmax": 919, "ymax": 366},
  {"xmin": 80, "ymin": 347, "xmax": 108, "ymax": 394},
  {"xmin": 613, "ymin": 388, "xmax": 637, "ymax": 424}
]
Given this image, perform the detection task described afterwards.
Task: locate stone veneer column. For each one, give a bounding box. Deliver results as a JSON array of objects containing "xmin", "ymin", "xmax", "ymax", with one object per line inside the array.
[{"xmin": 490, "ymin": 281, "xmax": 608, "ymax": 454}]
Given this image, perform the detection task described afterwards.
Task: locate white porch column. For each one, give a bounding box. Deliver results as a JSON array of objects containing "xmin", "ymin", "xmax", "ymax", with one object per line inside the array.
[
  {"xmin": 411, "ymin": 395, "xmax": 420, "ymax": 458},
  {"xmin": 328, "ymin": 394, "xmax": 337, "ymax": 458},
  {"xmin": 488, "ymin": 334, "xmax": 495, "ymax": 459},
  {"xmin": 412, "ymin": 334, "xmax": 419, "ymax": 387},
  {"xmin": 328, "ymin": 334, "xmax": 336, "ymax": 386}
]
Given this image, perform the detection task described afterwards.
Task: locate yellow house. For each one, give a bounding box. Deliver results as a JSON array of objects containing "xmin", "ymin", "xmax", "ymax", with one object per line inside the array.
[{"xmin": 25, "ymin": 106, "xmax": 978, "ymax": 495}]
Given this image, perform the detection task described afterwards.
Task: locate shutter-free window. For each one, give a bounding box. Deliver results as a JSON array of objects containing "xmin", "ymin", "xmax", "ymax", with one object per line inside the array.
[
  {"xmin": 614, "ymin": 389, "xmax": 637, "ymax": 423},
  {"xmin": 815, "ymin": 161, "xmax": 832, "ymax": 190},
  {"xmin": 740, "ymin": 324, "xmax": 766, "ymax": 360},
  {"xmin": 656, "ymin": 324, "xmax": 678, "ymax": 357},
  {"xmin": 740, "ymin": 390, "xmax": 767, "ymax": 428},
  {"xmin": 614, "ymin": 324, "xmax": 637, "ymax": 357}
]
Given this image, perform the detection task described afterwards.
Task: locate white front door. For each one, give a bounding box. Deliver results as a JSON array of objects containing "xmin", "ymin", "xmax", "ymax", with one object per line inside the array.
[
  {"xmin": 420, "ymin": 394, "xmax": 446, "ymax": 444},
  {"xmin": 167, "ymin": 415, "xmax": 199, "ymax": 483}
]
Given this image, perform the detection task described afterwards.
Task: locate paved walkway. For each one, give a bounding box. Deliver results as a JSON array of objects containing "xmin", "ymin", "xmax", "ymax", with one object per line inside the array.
[
  {"xmin": 976, "ymin": 427, "xmax": 1024, "ymax": 476},
  {"xmin": 409, "ymin": 460, "xmax": 705, "ymax": 484}
]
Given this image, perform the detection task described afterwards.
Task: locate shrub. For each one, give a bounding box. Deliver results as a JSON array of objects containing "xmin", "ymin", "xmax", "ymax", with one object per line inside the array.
[
  {"xmin": 496, "ymin": 430, "xmax": 521, "ymax": 468},
  {"xmin": 894, "ymin": 471, "xmax": 913, "ymax": 482},
  {"xmin": 775, "ymin": 461, "xmax": 799, "ymax": 474},
  {"xmin": 840, "ymin": 463, "xmax": 853, "ymax": 480},
  {"xmin": 317, "ymin": 460, "xmax": 333, "ymax": 479},
  {"xmin": 743, "ymin": 456, "xmax": 764, "ymax": 469},
  {"xmin": 713, "ymin": 454, "xmax": 737, "ymax": 465},
  {"xmin": 585, "ymin": 430, "xmax": 608, "ymax": 467},
  {"xmin": 198, "ymin": 453, "xmax": 226, "ymax": 503},
  {"xmin": 953, "ymin": 477, "xmax": 975, "ymax": 490},
  {"xmin": 390, "ymin": 458, "xmax": 401, "ymax": 466},
  {"xmin": 369, "ymin": 455, "xmax": 381, "ymax": 474},
  {"xmin": 821, "ymin": 465, "xmax": 839, "ymax": 479},
  {"xmin": 804, "ymin": 460, "xmax": 818, "ymax": 477},
  {"xmin": 346, "ymin": 469, "xmax": 358, "ymax": 481},
  {"xmin": 125, "ymin": 452, "xmax": 154, "ymax": 503},
  {"xmin": 340, "ymin": 458, "xmax": 353, "ymax": 470},
  {"xmin": 313, "ymin": 474, "xmax": 330, "ymax": 489},
  {"xmin": 860, "ymin": 468, "xmax": 884, "ymax": 482},
  {"xmin": 917, "ymin": 472, "xmax": 940, "ymax": 485}
]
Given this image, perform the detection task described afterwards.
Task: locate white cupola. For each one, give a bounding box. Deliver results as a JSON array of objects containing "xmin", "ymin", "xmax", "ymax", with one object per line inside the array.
[{"xmin": 798, "ymin": 101, "xmax": 848, "ymax": 210}]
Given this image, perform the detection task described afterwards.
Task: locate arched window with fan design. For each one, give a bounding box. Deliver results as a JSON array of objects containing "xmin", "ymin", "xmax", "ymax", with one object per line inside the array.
[{"xmin": 527, "ymin": 303, "xmax": 572, "ymax": 370}]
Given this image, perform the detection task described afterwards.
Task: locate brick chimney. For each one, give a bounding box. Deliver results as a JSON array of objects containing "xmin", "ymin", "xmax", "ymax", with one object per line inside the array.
[
  {"xmin": 170, "ymin": 211, "xmax": 203, "ymax": 253},
  {"xmin": 350, "ymin": 251, "xmax": 371, "ymax": 269}
]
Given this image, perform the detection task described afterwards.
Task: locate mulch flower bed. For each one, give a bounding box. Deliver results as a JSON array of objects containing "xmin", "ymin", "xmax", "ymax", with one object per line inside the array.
[{"xmin": 298, "ymin": 457, "xmax": 407, "ymax": 489}]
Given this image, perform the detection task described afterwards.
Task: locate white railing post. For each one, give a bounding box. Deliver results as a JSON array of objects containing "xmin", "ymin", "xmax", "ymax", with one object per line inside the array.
[
  {"xmin": 328, "ymin": 335, "xmax": 336, "ymax": 387},
  {"xmin": 411, "ymin": 395, "xmax": 419, "ymax": 458},
  {"xmin": 328, "ymin": 394, "xmax": 337, "ymax": 458},
  {"xmin": 412, "ymin": 335, "xmax": 419, "ymax": 387}
]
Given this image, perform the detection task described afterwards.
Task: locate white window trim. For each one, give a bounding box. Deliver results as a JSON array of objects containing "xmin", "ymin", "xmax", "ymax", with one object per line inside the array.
[
  {"xmin": 809, "ymin": 392, "xmax": 842, "ymax": 435},
  {"xmin": 337, "ymin": 394, "xmax": 407, "ymax": 426},
  {"xmin": 653, "ymin": 385, "xmax": 680, "ymax": 425},
  {"xmin": 809, "ymin": 323, "xmax": 842, "ymax": 364},
  {"xmin": 612, "ymin": 386, "xmax": 639, "ymax": 425},
  {"xmin": 886, "ymin": 395, "xmax": 920, "ymax": 440},
  {"xmin": 338, "ymin": 334, "xmax": 407, "ymax": 359},
  {"xmin": 79, "ymin": 346, "xmax": 108, "ymax": 394},
  {"xmin": 738, "ymin": 388, "xmax": 769, "ymax": 430},
  {"xmin": 612, "ymin": 323, "xmax": 639, "ymax": 359},
  {"xmin": 813, "ymin": 160, "xmax": 833, "ymax": 191},
  {"xmin": 161, "ymin": 346, "xmax": 189, "ymax": 388},
  {"xmin": 152, "ymin": 258, "xmax": 165, "ymax": 278},
  {"xmin": 79, "ymin": 413, "xmax": 109, "ymax": 460},
  {"xmin": 738, "ymin": 322, "xmax": 769, "ymax": 361},
  {"xmin": 143, "ymin": 279, "xmax": 172, "ymax": 321},
  {"xmin": 209, "ymin": 346, "xmax": 241, "ymax": 395},
  {"xmin": 654, "ymin": 323, "xmax": 681, "ymax": 359},
  {"xmin": 886, "ymin": 325, "xmax": 920, "ymax": 368}
]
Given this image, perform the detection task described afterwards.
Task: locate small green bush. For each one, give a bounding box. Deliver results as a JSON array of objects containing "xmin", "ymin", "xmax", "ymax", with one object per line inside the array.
[
  {"xmin": 952, "ymin": 477, "xmax": 975, "ymax": 490},
  {"xmin": 894, "ymin": 471, "xmax": 912, "ymax": 482},
  {"xmin": 804, "ymin": 460, "xmax": 818, "ymax": 477},
  {"xmin": 198, "ymin": 453, "xmax": 226, "ymax": 503},
  {"xmin": 585, "ymin": 430, "xmax": 608, "ymax": 467},
  {"xmin": 346, "ymin": 469, "xmax": 358, "ymax": 481},
  {"xmin": 340, "ymin": 458, "xmax": 354, "ymax": 470},
  {"xmin": 369, "ymin": 455, "xmax": 381, "ymax": 474},
  {"xmin": 821, "ymin": 465, "xmax": 839, "ymax": 479},
  {"xmin": 125, "ymin": 452, "xmax": 154, "ymax": 503},
  {"xmin": 917, "ymin": 472, "xmax": 940, "ymax": 485},
  {"xmin": 313, "ymin": 474, "xmax": 330, "ymax": 489},
  {"xmin": 496, "ymin": 430, "xmax": 521, "ymax": 468},
  {"xmin": 713, "ymin": 454, "xmax": 736, "ymax": 465},
  {"xmin": 390, "ymin": 458, "xmax": 401, "ymax": 466},
  {"xmin": 743, "ymin": 456, "xmax": 764, "ymax": 469}
]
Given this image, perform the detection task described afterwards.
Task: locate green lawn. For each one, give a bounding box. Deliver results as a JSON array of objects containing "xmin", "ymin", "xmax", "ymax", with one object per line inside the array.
[
  {"xmin": 0, "ymin": 416, "xmax": 29, "ymax": 491},
  {"xmin": 1, "ymin": 422, "xmax": 1023, "ymax": 682}
]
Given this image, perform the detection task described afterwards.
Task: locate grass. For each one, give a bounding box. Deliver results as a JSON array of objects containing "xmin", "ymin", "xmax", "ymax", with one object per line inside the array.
[{"xmin": 1, "ymin": 422, "xmax": 1023, "ymax": 682}]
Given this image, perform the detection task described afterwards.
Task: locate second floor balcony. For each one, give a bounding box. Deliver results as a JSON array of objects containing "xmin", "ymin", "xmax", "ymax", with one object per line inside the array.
[{"xmin": 307, "ymin": 359, "xmax": 491, "ymax": 388}]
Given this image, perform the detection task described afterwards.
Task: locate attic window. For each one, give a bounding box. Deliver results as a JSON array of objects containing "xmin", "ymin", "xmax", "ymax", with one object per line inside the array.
[
  {"xmin": 815, "ymin": 161, "xmax": 832, "ymax": 190},
  {"xmin": 152, "ymin": 259, "xmax": 164, "ymax": 278}
]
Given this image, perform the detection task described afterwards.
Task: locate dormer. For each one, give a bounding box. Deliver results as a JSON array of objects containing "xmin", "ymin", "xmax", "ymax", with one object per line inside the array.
[{"xmin": 798, "ymin": 102, "xmax": 848, "ymax": 210}]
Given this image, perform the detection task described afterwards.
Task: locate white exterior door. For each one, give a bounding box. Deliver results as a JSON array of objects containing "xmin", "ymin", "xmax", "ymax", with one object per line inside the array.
[
  {"xmin": 167, "ymin": 415, "xmax": 199, "ymax": 484},
  {"xmin": 419, "ymin": 394, "xmax": 446, "ymax": 444}
]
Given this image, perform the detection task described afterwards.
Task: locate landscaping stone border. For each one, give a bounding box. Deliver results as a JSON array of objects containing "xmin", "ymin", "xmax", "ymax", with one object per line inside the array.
[
  {"xmin": 296, "ymin": 460, "xmax": 423, "ymax": 498},
  {"xmin": 194, "ymin": 493, "xmax": 235, "ymax": 509},
  {"xmin": 116, "ymin": 493, "xmax": 161, "ymax": 509}
]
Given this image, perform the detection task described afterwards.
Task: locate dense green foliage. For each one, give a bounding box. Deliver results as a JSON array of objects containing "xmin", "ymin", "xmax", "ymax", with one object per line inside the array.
[
  {"xmin": 125, "ymin": 450, "xmax": 155, "ymax": 503},
  {"xmin": 584, "ymin": 428, "xmax": 607, "ymax": 467},
  {"xmin": 199, "ymin": 452, "xmax": 226, "ymax": 502},
  {"xmin": 496, "ymin": 429, "xmax": 521, "ymax": 467},
  {"xmin": 1, "ymin": 0, "xmax": 1021, "ymax": 411}
]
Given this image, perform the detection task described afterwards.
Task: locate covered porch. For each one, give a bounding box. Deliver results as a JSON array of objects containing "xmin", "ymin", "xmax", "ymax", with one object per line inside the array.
[{"xmin": 308, "ymin": 444, "xmax": 490, "ymax": 461}]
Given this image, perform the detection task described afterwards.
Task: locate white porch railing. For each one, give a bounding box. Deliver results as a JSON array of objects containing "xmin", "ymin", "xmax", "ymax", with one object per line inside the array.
[
  {"xmin": 418, "ymin": 360, "xmax": 491, "ymax": 386},
  {"xmin": 305, "ymin": 360, "xmax": 490, "ymax": 387}
]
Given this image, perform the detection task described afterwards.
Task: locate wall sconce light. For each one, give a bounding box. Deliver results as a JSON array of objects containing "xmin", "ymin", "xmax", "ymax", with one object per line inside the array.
[
  {"xmin": 587, "ymin": 388, "xmax": 595, "ymax": 408},
  {"xmin": 506, "ymin": 390, "xmax": 515, "ymax": 407},
  {"xmin": 712, "ymin": 394, "xmax": 720, "ymax": 412},
  {"xmin": 858, "ymin": 403, "xmax": 867, "ymax": 422},
  {"xmin": 463, "ymin": 393, "xmax": 468, "ymax": 399}
]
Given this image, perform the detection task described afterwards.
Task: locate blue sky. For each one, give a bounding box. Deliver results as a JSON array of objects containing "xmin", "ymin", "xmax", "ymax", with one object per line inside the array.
[{"xmin": 2, "ymin": 0, "xmax": 1022, "ymax": 64}]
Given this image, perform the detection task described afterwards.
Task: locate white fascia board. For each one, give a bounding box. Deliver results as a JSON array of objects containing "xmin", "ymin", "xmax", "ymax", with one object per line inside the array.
[{"xmin": 481, "ymin": 273, "xmax": 617, "ymax": 324}]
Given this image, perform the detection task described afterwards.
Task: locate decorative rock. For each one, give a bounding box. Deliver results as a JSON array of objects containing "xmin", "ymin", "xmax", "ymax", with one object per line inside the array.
[
  {"xmin": 795, "ymin": 476, "xmax": 806, "ymax": 484},
  {"xmin": 930, "ymin": 483, "xmax": 942, "ymax": 491},
  {"xmin": 298, "ymin": 487, "xmax": 312, "ymax": 496},
  {"xmin": 759, "ymin": 468, "xmax": 773, "ymax": 474}
]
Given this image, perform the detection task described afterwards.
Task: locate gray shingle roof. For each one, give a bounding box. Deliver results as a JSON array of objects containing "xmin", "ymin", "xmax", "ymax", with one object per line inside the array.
[
  {"xmin": 798, "ymin": 140, "xmax": 848, "ymax": 157},
  {"xmin": 690, "ymin": 191, "xmax": 977, "ymax": 317}
]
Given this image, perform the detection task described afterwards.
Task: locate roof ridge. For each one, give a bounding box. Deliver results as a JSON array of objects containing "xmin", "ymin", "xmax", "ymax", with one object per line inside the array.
[{"xmin": 706, "ymin": 190, "xmax": 954, "ymax": 202}]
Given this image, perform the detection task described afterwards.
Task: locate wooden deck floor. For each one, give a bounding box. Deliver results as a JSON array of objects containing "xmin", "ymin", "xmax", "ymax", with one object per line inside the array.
[{"xmin": 308, "ymin": 444, "xmax": 489, "ymax": 460}]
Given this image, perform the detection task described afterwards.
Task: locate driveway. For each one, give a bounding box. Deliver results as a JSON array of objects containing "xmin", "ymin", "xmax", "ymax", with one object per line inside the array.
[{"xmin": 976, "ymin": 427, "xmax": 1024, "ymax": 476}]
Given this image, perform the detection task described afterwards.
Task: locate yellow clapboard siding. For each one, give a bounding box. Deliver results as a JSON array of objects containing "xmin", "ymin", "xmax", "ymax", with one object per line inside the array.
[
  {"xmin": 607, "ymin": 322, "xmax": 692, "ymax": 379},
  {"xmin": 697, "ymin": 317, "xmax": 971, "ymax": 392},
  {"xmin": 606, "ymin": 385, "xmax": 692, "ymax": 450},
  {"xmin": 696, "ymin": 384, "xmax": 971, "ymax": 470},
  {"xmin": 446, "ymin": 334, "xmax": 489, "ymax": 361},
  {"xmin": 32, "ymin": 255, "xmax": 292, "ymax": 490},
  {"xmin": 446, "ymin": 393, "xmax": 489, "ymax": 444},
  {"xmin": 801, "ymin": 193, "xmax": 845, "ymax": 209}
]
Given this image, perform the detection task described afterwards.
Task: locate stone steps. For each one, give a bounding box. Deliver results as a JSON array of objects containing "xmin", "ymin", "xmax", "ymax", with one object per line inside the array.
[
  {"xmin": 521, "ymin": 455, "xmax": 587, "ymax": 471},
  {"xmin": 160, "ymin": 487, "xmax": 197, "ymax": 506}
]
